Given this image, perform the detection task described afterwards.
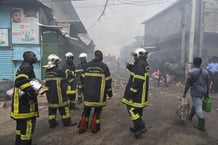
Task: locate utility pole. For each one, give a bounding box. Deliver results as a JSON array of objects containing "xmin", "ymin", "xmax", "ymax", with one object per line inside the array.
[
  {"xmin": 180, "ymin": 0, "xmax": 186, "ymax": 63},
  {"xmin": 188, "ymin": 0, "xmax": 197, "ymax": 63},
  {"xmin": 199, "ymin": 0, "xmax": 205, "ymax": 57}
]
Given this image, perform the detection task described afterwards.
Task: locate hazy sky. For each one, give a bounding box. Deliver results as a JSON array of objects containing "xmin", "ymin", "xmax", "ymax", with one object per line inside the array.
[{"xmin": 72, "ymin": 0, "xmax": 177, "ymax": 57}]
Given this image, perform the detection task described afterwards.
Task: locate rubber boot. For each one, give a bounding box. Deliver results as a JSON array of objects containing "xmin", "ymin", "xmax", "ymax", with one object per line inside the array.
[
  {"xmin": 91, "ymin": 123, "xmax": 100, "ymax": 133},
  {"xmin": 78, "ymin": 115, "xmax": 88, "ymax": 134},
  {"xmin": 188, "ymin": 108, "xmax": 196, "ymax": 121},
  {"xmin": 193, "ymin": 118, "xmax": 205, "ymax": 131},
  {"xmin": 49, "ymin": 120, "xmax": 58, "ymax": 128},
  {"xmin": 63, "ymin": 118, "xmax": 77, "ymax": 127},
  {"xmin": 90, "ymin": 115, "xmax": 96, "ymax": 132},
  {"xmin": 90, "ymin": 115, "xmax": 101, "ymax": 133},
  {"xmin": 133, "ymin": 118, "xmax": 147, "ymax": 138}
]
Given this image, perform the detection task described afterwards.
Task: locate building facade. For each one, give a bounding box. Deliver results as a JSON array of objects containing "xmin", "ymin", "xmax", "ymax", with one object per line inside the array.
[
  {"xmin": 0, "ymin": 0, "xmax": 45, "ymax": 79},
  {"xmin": 143, "ymin": 0, "xmax": 218, "ymax": 64},
  {"xmin": 0, "ymin": 0, "xmax": 94, "ymax": 80}
]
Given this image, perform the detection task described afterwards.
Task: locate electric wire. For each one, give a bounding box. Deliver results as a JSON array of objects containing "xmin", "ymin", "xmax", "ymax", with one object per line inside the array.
[
  {"xmin": 73, "ymin": 0, "xmax": 177, "ymax": 8},
  {"xmin": 87, "ymin": 0, "xmax": 109, "ymax": 31},
  {"xmin": 74, "ymin": 0, "xmax": 177, "ymax": 31}
]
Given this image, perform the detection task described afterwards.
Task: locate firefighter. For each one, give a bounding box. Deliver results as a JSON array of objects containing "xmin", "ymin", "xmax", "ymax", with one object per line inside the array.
[
  {"xmin": 11, "ymin": 51, "xmax": 39, "ymax": 145},
  {"xmin": 78, "ymin": 50, "xmax": 113, "ymax": 134},
  {"xmin": 45, "ymin": 54, "xmax": 76, "ymax": 128},
  {"xmin": 62, "ymin": 52, "xmax": 79, "ymax": 110},
  {"xmin": 75, "ymin": 52, "xmax": 88, "ymax": 104},
  {"xmin": 122, "ymin": 48, "xmax": 149, "ymax": 138}
]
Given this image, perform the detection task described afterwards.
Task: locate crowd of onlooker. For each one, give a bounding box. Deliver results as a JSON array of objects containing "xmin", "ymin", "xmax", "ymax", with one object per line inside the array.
[
  {"xmin": 206, "ymin": 56, "xmax": 218, "ymax": 94},
  {"xmin": 206, "ymin": 56, "xmax": 218, "ymax": 111}
]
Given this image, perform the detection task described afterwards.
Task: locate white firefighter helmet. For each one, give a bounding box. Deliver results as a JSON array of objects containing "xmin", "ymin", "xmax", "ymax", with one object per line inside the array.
[
  {"xmin": 47, "ymin": 54, "xmax": 61, "ymax": 68},
  {"xmin": 131, "ymin": 47, "xmax": 148, "ymax": 57},
  {"xmin": 79, "ymin": 52, "xmax": 87, "ymax": 59},
  {"xmin": 65, "ymin": 52, "xmax": 74, "ymax": 59}
]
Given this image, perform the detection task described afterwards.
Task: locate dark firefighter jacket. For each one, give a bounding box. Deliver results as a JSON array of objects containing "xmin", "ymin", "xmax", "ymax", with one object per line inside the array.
[
  {"xmin": 11, "ymin": 61, "xmax": 39, "ymax": 120},
  {"xmin": 75, "ymin": 61, "xmax": 87, "ymax": 90},
  {"xmin": 122, "ymin": 58, "xmax": 149, "ymax": 108},
  {"xmin": 81, "ymin": 59, "xmax": 112, "ymax": 107},
  {"xmin": 45, "ymin": 66, "xmax": 68, "ymax": 108},
  {"xmin": 62, "ymin": 62, "xmax": 76, "ymax": 95}
]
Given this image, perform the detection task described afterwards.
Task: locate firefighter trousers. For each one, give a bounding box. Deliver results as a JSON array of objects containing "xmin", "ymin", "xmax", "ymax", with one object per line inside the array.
[
  {"xmin": 15, "ymin": 118, "xmax": 36, "ymax": 145},
  {"xmin": 67, "ymin": 94, "xmax": 77, "ymax": 108},
  {"xmin": 83, "ymin": 106, "xmax": 102, "ymax": 121},
  {"xmin": 79, "ymin": 106, "xmax": 102, "ymax": 132},
  {"xmin": 127, "ymin": 106, "xmax": 145, "ymax": 131},
  {"xmin": 48, "ymin": 106, "xmax": 71, "ymax": 127}
]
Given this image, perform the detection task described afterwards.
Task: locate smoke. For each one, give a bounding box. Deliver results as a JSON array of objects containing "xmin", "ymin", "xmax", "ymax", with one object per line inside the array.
[{"xmin": 72, "ymin": 0, "xmax": 177, "ymax": 57}]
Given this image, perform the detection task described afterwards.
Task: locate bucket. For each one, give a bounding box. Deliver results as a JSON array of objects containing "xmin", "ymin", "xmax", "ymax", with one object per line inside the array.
[{"xmin": 203, "ymin": 97, "xmax": 212, "ymax": 112}]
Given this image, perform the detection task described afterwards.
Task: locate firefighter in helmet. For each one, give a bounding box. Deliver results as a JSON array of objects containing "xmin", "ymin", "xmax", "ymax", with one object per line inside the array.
[
  {"xmin": 78, "ymin": 50, "xmax": 113, "ymax": 134},
  {"xmin": 45, "ymin": 54, "xmax": 76, "ymax": 128},
  {"xmin": 62, "ymin": 52, "xmax": 79, "ymax": 110},
  {"xmin": 122, "ymin": 47, "xmax": 149, "ymax": 138},
  {"xmin": 75, "ymin": 52, "xmax": 88, "ymax": 104}
]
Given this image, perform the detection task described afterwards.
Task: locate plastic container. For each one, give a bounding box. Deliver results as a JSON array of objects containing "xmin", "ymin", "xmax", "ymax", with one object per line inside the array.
[{"xmin": 203, "ymin": 97, "xmax": 212, "ymax": 112}]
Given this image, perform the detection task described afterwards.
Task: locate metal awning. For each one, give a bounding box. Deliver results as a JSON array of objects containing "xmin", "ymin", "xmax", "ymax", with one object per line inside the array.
[{"xmin": 37, "ymin": 22, "xmax": 62, "ymax": 29}]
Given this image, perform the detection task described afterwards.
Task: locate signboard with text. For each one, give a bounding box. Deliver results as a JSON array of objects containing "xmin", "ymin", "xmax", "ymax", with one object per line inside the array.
[
  {"xmin": 11, "ymin": 7, "xmax": 39, "ymax": 44},
  {"xmin": 12, "ymin": 23, "xmax": 39, "ymax": 44}
]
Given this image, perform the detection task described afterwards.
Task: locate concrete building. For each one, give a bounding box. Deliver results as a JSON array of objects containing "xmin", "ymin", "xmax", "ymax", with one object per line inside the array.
[{"xmin": 143, "ymin": 0, "xmax": 218, "ymax": 65}]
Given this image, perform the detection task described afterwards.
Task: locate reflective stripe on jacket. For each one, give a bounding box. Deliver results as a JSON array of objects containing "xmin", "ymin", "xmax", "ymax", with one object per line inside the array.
[
  {"xmin": 81, "ymin": 59, "xmax": 112, "ymax": 107},
  {"xmin": 11, "ymin": 62, "xmax": 39, "ymax": 119},
  {"xmin": 45, "ymin": 66, "xmax": 68, "ymax": 107}
]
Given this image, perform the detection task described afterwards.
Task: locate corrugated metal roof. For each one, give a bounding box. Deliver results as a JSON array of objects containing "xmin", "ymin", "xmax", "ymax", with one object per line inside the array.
[
  {"xmin": 38, "ymin": 0, "xmax": 80, "ymax": 22},
  {"xmin": 38, "ymin": 0, "xmax": 87, "ymax": 34},
  {"xmin": 143, "ymin": 1, "xmax": 179, "ymax": 24}
]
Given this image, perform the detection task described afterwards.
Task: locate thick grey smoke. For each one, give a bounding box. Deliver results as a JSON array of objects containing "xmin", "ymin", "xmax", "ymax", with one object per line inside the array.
[{"xmin": 72, "ymin": 0, "xmax": 177, "ymax": 57}]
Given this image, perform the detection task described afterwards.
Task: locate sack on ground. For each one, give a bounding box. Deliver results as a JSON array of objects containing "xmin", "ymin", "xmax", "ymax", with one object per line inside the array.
[{"xmin": 176, "ymin": 97, "xmax": 190, "ymax": 120}]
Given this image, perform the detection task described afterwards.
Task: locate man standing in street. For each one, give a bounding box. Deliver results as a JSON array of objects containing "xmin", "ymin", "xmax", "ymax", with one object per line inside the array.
[
  {"xmin": 11, "ymin": 51, "xmax": 39, "ymax": 145},
  {"xmin": 122, "ymin": 48, "xmax": 149, "ymax": 138},
  {"xmin": 78, "ymin": 50, "xmax": 113, "ymax": 134},
  {"xmin": 62, "ymin": 52, "xmax": 79, "ymax": 110},
  {"xmin": 183, "ymin": 57, "xmax": 209, "ymax": 131}
]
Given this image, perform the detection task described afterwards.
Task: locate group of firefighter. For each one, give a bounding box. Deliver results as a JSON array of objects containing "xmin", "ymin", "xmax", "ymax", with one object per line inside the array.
[{"xmin": 10, "ymin": 48, "xmax": 149, "ymax": 145}]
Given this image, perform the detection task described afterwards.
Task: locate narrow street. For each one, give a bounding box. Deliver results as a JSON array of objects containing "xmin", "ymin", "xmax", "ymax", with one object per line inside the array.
[
  {"xmin": 0, "ymin": 74, "xmax": 218, "ymax": 145},
  {"xmin": 0, "ymin": 1, "xmax": 218, "ymax": 145}
]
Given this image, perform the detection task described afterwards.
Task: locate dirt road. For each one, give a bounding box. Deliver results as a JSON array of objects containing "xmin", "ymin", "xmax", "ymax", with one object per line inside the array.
[{"xmin": 0, "ymin": 78, "xmax": 218, "ymax": 145}]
